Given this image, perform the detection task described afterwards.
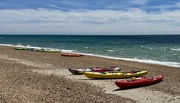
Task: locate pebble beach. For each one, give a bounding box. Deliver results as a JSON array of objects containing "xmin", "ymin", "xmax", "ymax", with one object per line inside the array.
[{"xmin": 0, "ymin": 46, "xmax": 180, "ymax": 103}]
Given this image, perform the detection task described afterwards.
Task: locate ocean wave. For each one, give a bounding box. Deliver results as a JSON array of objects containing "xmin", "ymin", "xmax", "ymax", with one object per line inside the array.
[
  {"xmin": 171, "ymin": 48, "xmax": 180, "ymax": 51},
  {"xmin": 0, "ymin": 43, "xmax": 61, "ymax": 51},
  {"xmin": 61, "ymin": 49, "xmax": 77, "ymax": 53},
  {"xmin": 140, "ymin": 46, "xmax": 153, "ymax": 50},
  {"xmin": 83, "ymin": 53, "xmax": 180, "ymax": 68},
  {"xmin": 0, "ymin": 44, "xmax": 14, "ymax": 47},
  {"xmin": 107, "ymin": 50, "xmax": 114, "ymax": 52},
  {"xmin": 119, "ymin": 58, "xmax": 180, "ymax": 68}
]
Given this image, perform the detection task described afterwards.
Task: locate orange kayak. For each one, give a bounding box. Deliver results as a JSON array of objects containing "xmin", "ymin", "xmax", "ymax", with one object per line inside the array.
[{"xmin": 61, "ymin": 53, "xmax": 85, "ymax": 57}]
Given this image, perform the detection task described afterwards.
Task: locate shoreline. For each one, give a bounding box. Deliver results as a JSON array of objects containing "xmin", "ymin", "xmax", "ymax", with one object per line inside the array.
[
  {"xmin": 0, "ymin": 46, "xmax": 180, "ymax": 103},
  {"xmin": 1, "ymin": 43, "xmax": 180, "ymax": 68}
]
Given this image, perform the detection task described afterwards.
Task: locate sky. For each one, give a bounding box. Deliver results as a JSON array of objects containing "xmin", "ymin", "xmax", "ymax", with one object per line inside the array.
[{"xmin": 0, "ymin": 0, "xmax": 180, "ymax": 35}]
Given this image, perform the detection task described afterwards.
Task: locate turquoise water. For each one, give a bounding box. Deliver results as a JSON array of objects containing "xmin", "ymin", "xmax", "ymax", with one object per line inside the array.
[{"xmin": 0, "ymin": 35, "xmax": 180, "ymax": 67}]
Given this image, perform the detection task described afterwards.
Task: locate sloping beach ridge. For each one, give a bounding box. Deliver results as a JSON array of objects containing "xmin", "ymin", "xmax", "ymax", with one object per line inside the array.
[{"xmin": 0, "ymin": 46, "xmax": 180, "ymax": 103}]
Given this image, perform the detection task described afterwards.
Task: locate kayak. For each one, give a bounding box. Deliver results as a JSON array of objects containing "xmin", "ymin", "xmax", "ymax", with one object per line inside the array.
[
  {"xmin": 61, "ymin": 53, "xmax": 85, "ymax": 57},
  {"xmin": 14, "ymin": 47, "xmax": 30, "ymax": 50},
  {"xmin": 68, "ymin": 67, "xmax": 122, "ymax": 75},
  {"xmin": 38, "ymin": 49, "xmax": 61, "ymax": 53},
  {"xmin": 115, "ymin": 75, "xmax": 164, "ymax": 89},
  {"xmin": 83, "ymin": 70, "xmax": 148, "ymax": 79},
  {"xmin": 29, "ymin": 48, "xmax": 61, "ymax": 53}
]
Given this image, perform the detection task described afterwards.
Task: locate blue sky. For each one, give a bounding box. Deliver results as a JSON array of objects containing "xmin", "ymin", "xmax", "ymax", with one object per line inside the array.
[{"xmin": 0, "ymin": 0, "xmax": 180, "ymax": 34}]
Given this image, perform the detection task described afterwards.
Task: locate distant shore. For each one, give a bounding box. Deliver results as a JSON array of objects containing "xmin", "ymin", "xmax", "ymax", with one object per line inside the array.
[{"xmin": 0, "ymin": 46, "xmax": 180, "ymax": 103}]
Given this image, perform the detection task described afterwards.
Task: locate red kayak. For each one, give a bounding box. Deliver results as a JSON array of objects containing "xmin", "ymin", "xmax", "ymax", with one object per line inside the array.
[
  {"xmin": 68, "ymin": 66, "xmax": 122, "ymax": 75},
  {"xmin": 61, "ymin": 53, "xmax": 85, "ymax": 57},
  {"xmin": 115, "ymin": 75, "xmax": 164, "ymax": 89}
]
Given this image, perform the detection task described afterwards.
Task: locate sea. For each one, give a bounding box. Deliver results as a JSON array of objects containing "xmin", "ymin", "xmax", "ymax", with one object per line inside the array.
[{"xmin": 0, "ymin": 35, "xmax": 180, "ymax": 68}]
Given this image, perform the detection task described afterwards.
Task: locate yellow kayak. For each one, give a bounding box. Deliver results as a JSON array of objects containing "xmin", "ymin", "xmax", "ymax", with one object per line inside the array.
[{"xmin": 83, "ymin": 70, "xmax": 148, "ymax": 79}]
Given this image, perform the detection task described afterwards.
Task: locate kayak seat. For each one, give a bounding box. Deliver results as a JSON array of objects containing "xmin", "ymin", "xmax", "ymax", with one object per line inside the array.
[
  {"xmin": 147, "ymin": 77, "xmax": 153, "ymax": 81},
  {"xmin": 127, "ymin": 79, "xmax": 133, "ymax": 82},
  {"xmin": 100, "ymin": 72, "xmax": 106, "ymax": 74}
]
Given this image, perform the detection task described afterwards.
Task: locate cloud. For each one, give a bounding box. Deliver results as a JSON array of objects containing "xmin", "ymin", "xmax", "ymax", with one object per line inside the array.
[
  {"xmin": 48, "ymin": 4, "xmax": 61, "ymax": 9},
  {"xmin": 0, "ymin": 8, "xmax": 180, "ymax": 34},
  {"xmin": 128, "ymin": 0, "xmax": 149, "ymax": 5},
  {"xmin": 149, "ymin": 2, "xmax": 180, "ymax": 11},
  {"xmin": 176, "ymin": 2, "xmax": 180, "ymax": 7},
  {"xmin": 47, "ymin": 4, "xmax": 69, "ymax": 11},
  {"xmin": 60, "ymin": 1, "xmax": 88, "ymax": 8}
]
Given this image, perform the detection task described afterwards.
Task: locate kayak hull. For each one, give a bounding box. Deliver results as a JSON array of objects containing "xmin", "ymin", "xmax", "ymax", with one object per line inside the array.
[
  {"xmin": 115, "ymin": 75, "xmax": 164, "ymax": 89},
  {"xmin": 68, "ymin": 67, "xmax": 121, "ymax": 75},
  {"xmin": 61, "ymin": 53, "xmax": 85, "ymax": 57},
  {"xmin": 83, "ymin": 70, "xmax": 148, "ymax": 79}
]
